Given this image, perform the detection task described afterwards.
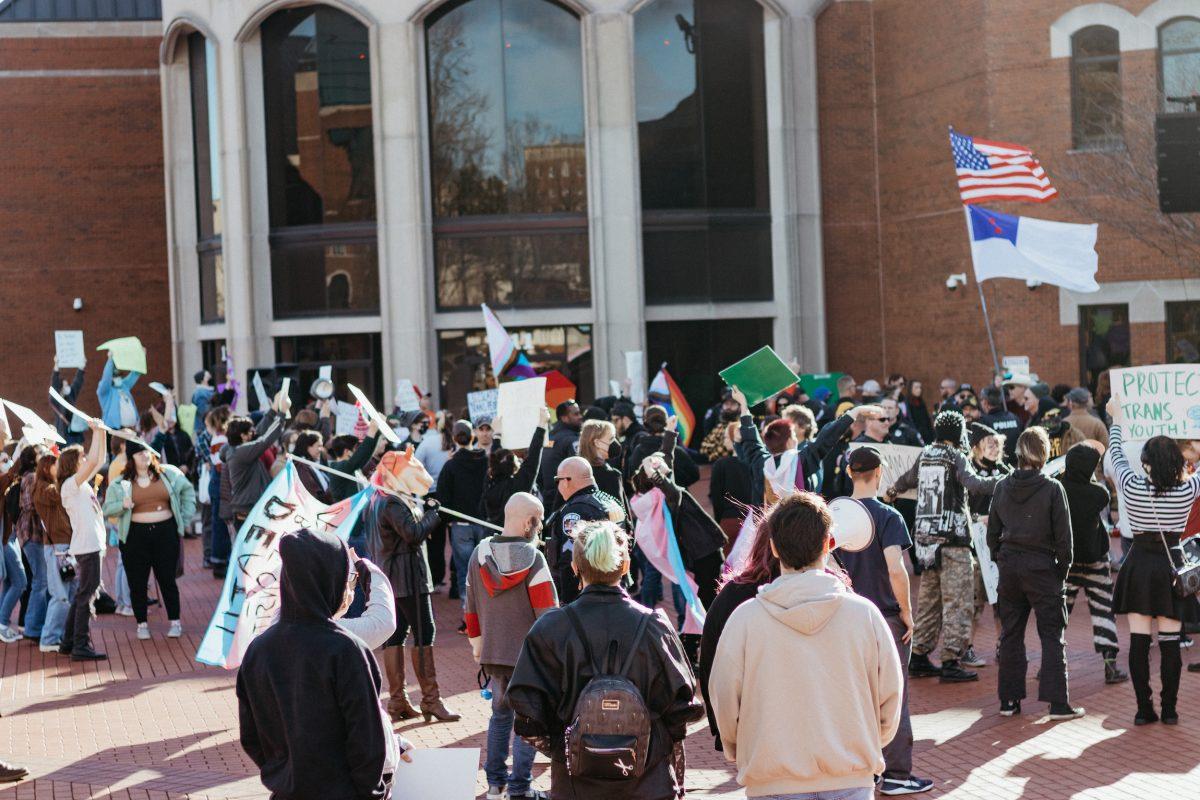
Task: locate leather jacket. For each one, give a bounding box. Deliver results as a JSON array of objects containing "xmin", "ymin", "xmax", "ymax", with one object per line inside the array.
[
  {"xmin": 365, "ymin": 493, "xmax": 439, "ymax": 599},
  {"xmin": 508, "ymin": 584, "xmax": 704, "ymax": 800}
]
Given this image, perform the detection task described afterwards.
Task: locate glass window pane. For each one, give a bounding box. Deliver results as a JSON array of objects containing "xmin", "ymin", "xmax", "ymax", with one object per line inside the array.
[
  {"xmin": 1071, "ymin": 26, "xmax": 1122, "ymax": 149},
  {"xmin": 1074, "ymin": 25, "xmax": 1119, "ymax": 59},
  {"xmin": 199, "ymin": 250, "xmax": 225, "ymax": 324},
  {"xmin": 647, "ymin": 318, "xmax": 774, "ymax": 418},
  {"xmin": 435, "ymin": 230, "xmax": 589, "ymax": 309},
  {"xmin": 1167, "ymin": 301, "xmax": 1200, "ymax": 362},
  {"xmin": 262, "ymin": 6, "xmax": 376, "ymax": 227},
  {"xmin": 270, "ymin": 237, "xmax": 379, "ymax": 317},
  {"xmin": 1078, "ymin": 304, "xmax": 1131, "ymax": 394},
  {"xmin": 635, "ymin": 0, "xmax": 771, "ymax": 304},
  {"xmin": 190, "ymin": 33, "xmax": 225, "ymax": 323},
  {"xmin": 1161, "ymin": 18, "xmax": 1200, "ymax": 114},
  {"xmin": 275, "ymin": 333, "xmax": 383, "ymax": 406},
  {"xmin": 436, "ymin": 324, "xmax": 593, "ymax": 414}
]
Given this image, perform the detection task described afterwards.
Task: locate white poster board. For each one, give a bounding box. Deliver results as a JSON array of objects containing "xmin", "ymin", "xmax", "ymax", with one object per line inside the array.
[
  {"xmin": 395, "ymin": 379, "xmax": 421, "ymax": 413},
  {"xmin": 391, "ymin": 748, "xmax": 480, "ymax": 800},
  {"xmin": 348, "ymin": 383, "xmax": 401, "ymax": 443},
  {"xmin": 971, "ymin": 520, "xmax": 999, "ymax": 605},
  {"xmin": 335, "ymin": 401, "xmax": 361, "ymax": 437},
  {"xmin": 497, "ymin": 377, "xmax": 546, "ymax": 447},
  {"xmin": 251, "ymin": 372, "xmax": 270, "ymax": 411},
  {"xmin": 848, "ymin": 442, "xmax": 921, "ymax": 500},
  {"xmin": 467, "ymin": 389, "xmax": 498, "ymax": 425},
  {"xmin": 55, "ymin": 330, "xmax": 85, "ymax": 369},
  {"xmin": 625, "ymin": 351, "xmax": 646, "ymax": 405},
  {"xmin": 2, "ymin": 399, "xmax": 64, "ymax": 445},
  {"xmin": 1002, "ymin": 355, "xmax": 1029, "ymax": 376},
  {"xmin": 1110, "ymin": 365, "xmax": 1200, "ymax": 441}
]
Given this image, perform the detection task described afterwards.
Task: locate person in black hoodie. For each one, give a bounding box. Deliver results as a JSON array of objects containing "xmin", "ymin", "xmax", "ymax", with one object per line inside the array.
[
  {"xmin": 439, "ymin": 419, "xmax": 491, "ymax": 625},
  {"xmin": 236, "ymin": 529, "xmax": 389, "ymax": 800},
  {"xmin": 624, "ymin": 406, "xmax": 699, "ymax": 489},
  {"xmin": 1059, "ymin": 441, "xmax": 1127, "ymax": 684},
  {"xmin": 986, "ymin": 427, "xmax": 1083, "ymax": 720},
  {"xmin": 964, "ymin": 422, "xmax": 1011, "ymax": 669},
  {"xmin": 480, "ymin": 409, "xmax": 548, "ymax": 527}
]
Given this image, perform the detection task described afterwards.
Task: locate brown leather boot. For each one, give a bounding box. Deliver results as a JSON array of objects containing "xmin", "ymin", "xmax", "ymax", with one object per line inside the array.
[
  {"xmin": 383, "ymin": 647, "xmax": 418, "ymax": 721},
  {"xmin": 411, "ymin": 645, "xmax": 461, "ymax": 723}
]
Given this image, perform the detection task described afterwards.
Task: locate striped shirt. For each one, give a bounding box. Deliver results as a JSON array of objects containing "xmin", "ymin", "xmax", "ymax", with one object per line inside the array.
[{"xmin": 1108, "ymin": 426, "xmax": 1200, "ymax": 532}]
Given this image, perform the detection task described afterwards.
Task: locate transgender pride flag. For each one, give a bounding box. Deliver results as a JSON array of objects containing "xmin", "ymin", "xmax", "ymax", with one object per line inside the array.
[{"xmin": 482, "ymin": 304, "xmax": 538, "ymax": 381}]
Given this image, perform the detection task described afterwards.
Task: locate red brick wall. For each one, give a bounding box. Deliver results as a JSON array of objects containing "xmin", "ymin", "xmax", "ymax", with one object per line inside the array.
[
  {"xmin": 817, "ymin": 0, "xmax": 1199, "ymax": 393},
  {"xmin": 0, "ymin": 34, "xmax": 170, "ymax": 419}
]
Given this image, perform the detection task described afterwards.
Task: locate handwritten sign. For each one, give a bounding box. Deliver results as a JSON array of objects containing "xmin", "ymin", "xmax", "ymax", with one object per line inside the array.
[
  {"xmin": 1111, "ymin": 365, "xmax": 1200, "ymax": 441},
  {"xmin": 55, "ymin": 331, "xmax": 85, "ymax": 369},
  {"xmin": 848, "ymin": 442, "xmax": 921, "ymax": 500},
  {"xmin": 467, "ymin": 388, "xmax": 498, "ymax": 425},
  {"xmin": 395, "ymin": 379, "xmax": 421, "ymax": 413},
  {"xmin": 334, "ymin": 401, "xmax": 361, "ymax": 437}
]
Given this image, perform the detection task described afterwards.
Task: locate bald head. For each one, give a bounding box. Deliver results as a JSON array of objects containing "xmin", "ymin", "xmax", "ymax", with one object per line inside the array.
[
  {"xmin": 503, "ymin": 492, "xmax": 544, "ymax": 539},
  {"xmin": 556, "ymin": 456, "xmax": 595, "ymax": 500}
]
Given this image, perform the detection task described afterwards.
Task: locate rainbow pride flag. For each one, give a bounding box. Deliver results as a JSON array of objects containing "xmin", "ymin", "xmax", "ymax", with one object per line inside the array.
[
  {"xmin": 482, "ymin": 303, "xmax": 538, "ymax": 381},
  {"xmin": 648, "ymin": 366, "xmax": 696, "ymax": 446}
]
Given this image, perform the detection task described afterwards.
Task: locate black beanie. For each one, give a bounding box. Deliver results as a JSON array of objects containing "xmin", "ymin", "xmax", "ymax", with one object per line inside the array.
[
  {"xmin": 968, "ymin": 422, "xmax": 999, "ymax": 449},
  {"xmin": 934, "ymin": 410, "xmax": 966, "ymax": 446}
]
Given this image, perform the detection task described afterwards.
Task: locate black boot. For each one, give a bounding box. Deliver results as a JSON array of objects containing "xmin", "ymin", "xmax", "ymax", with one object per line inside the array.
[
  {"xmin": 908, "ymin": 652, "xmax": 941, "ymax": 678},
  {"xmin": 1129, "ymin": 633, "xmax": 1157, "ymax": 725},
  {"xmin": 1159, "ymin": 632, "xmax": 1182, "ymax": 725},
  {"xmin": 1102, "ymin": 649, "xmax": 1128, "ymax": 684},
  {"xmin": 939, "ymin": 659, "xmax": 979, "ymax": 683}
]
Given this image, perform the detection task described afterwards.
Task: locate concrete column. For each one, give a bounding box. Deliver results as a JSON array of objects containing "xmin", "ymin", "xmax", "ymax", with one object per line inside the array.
[
  {"xmin": 584, "ymin": 11, "xmax": 646, "ymax": 392},
  {"xmin": 160, "ymin": 54, "xmax": 197, "ymax": 391}
]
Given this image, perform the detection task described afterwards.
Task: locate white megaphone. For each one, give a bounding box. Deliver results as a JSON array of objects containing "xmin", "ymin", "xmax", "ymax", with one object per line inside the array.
[
  {"xmin": 828, "ymin": 497, "xmax": 875, "ymax": 553},
  {"xmin": 310, "ymin": 377, "xmax": 335, "ymax": 400}
]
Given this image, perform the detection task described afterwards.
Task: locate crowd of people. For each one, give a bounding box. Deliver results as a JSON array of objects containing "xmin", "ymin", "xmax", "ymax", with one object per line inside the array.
[{"xmin": 0, "ymin": 358, "xmax": 1197, "ymax": 798}]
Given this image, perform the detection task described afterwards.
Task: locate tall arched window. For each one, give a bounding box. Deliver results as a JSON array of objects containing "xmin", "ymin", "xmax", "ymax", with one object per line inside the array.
[
  {"xmin": 261, "ymin": 5, "xmax": 378, "ymax": 318},
  {"xmin": 425, "ymin": 0, "xmax": 589, "ymax": 311},
  {"xmin": 1160, "ymin": 17, "xmax": 1200, "ymax": 114},
  {"xmin": 1070, "ymin": 26, "xmax": 1122, "ymax": 150},
  {"xmin": 634, "ymin": 0, "xmax": 771, "ymax": 304},
  {"xmin": 188, "ymin": 33, "xmax": 224, "ymax": 322}
]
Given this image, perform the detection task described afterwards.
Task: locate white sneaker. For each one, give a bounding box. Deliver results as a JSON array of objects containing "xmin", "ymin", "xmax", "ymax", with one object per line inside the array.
[
  {"xmin": 116, "ymin": 605, "xmax": 135, "ymax": 617},
  {"xmin": 136, "ymin": 623, "xmax": 151, "ymax": 640},
  {"xmin": 0, "ymin": 627, "xmax": 20, "ymax": 644},
  {"xmin": 167, "ymin": 621, "xmax": 182, "ymax": 639},
  {"xmin": 39, "ymin": 642, "xmax": 61, "ymax": 653}
]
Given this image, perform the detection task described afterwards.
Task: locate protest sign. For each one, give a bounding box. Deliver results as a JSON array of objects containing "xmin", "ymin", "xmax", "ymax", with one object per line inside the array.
[
  {"xmin": 1111, "ymin": 365, "xmax": 1200, "ymax": 441},
  {"xmin": 720, "ymin": 346, "xmax": 798, "ymax": 408},
  {"xmin": 54, "ymin": 331, "xmax": 85, "ymax": 369},
  {"xmin": 2, "ymin": 399, "xmax": 64, "ymax": 445},
  {"xmin": 196, "ymin": 462, "xmax": 371, "ymax": 669},
  {"xmin": 971, "ymin": 520, "xmax": 999, "ymax": 604},
  {"xmin": 467, "ymin": 388, "xmax": 498, "ymax": 424},
  {"xmin": 348, "ymin": 383, "xmax": 401, "ymax": 443},
  {"xmin": 391, "ymin": 748, "xmax": 481, "ymax": 800},
  {"xmin": 498, "ymin": 377, "xmax": 546, "ymax": 446},
  {"xmin": 96, "ymin": 336, "xmax": 147, "ymax": 374},
  {"xmin": 848, "ymin": 442, "xmax": 921, "ymax": 500},
  {"xmin": 251, "ymin": 372, "xmax": 270, "ymax": 411},
  {"xmin": 1002, "ymin": 355, "xmax": 1029, "ymax": 377},
  {"xmin": 334, "ymin": 401, "xmax": 361, "ymax": 437},
  {"xmin": 625, "ymin": 351, "xmax": 646, "ymax": 405},
  {"xmin": 48, "ymin": 387, "xmax": 151, "ymax": 448},
  {"xmin": 395, "ymin": 378, "xmax": 421, "ymax": 413},
  {"xmin": 799, "ymin": 372, "xmax": 844, "ymax": 400},
  {"xmin": 177, "ymin": 404, "xmax": 198, "ymax": 438},
  {"xmin": 149, "ymin": 381, "xmax": 172, "ymax": 397}
]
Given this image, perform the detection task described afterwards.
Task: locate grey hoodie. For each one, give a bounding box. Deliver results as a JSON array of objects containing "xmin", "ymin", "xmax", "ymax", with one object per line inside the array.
[{"xmin": 465, "ymin": 535, "xmax": 559, "ymax": 670}]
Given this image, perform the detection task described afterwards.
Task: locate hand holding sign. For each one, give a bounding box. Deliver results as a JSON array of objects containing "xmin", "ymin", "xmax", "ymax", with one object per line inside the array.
[
  {"xmin": 55, "ymin": 331, "xmax": 86, "ymax": 370},
  {"xmin": 96, "ymin": 337, "xmax": 147, "ymax": 375}
]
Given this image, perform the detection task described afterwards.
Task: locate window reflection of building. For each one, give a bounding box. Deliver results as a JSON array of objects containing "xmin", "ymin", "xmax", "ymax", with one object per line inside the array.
[
  {"xmin": 1167, "ymin": 301, "xmax": 1200, "ymax": 363},
  {"xmin": 1160, "ymin": 17, "xmax": 1200, "ymax": 114},
  {"xmin": 437, "ymin": 325, "xmax": 593, "ymax": 413},
  {"xmin": 1079, "ymin": 304, "xmax": 1131, "ymax": 393},
  {"xmin": 426, "ymin": 0, "xmax": 590, "ymax": 311},
  {"xmin": 262, "ymin": 6, "xmax": 378, "ymax": 318},
  {"xmin": 1070, "ymin": 26, "xmax": 1122, "ymax": 150}
]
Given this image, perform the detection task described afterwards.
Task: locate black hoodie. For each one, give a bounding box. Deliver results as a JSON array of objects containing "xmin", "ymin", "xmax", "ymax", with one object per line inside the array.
[
  {"xmin": 236, "ymin": 530, "xmax": 387, "ymax": 800},
  {"xmin": 1058, "ymin": 444, "xmax": 1111, "ymax": 564},
  {"xmin": 986, "ymin": 469, "xmax": 1073, "ymax": 573},
  {"xmin": 438, "ymin": 447, "xmax": 490, "ymax": 517}
]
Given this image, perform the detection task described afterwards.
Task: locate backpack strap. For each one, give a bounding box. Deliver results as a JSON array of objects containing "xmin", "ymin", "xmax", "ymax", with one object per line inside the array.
[
  {"xmin": 564, "ymin": 605, "xmax": 601, "ymax": 675},
  {"xmin": 617, "ymin": 611, "xmax": 653, "ymax": 679}
]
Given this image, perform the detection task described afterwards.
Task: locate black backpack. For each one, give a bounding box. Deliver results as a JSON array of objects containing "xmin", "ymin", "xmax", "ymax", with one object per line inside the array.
[{"xmin": 563, "ymin": 606, "xmax": 653, "ymax": 782}]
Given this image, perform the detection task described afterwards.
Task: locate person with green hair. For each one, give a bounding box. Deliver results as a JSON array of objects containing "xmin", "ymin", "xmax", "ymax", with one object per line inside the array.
[{"xmin": 507, "ymin": 520, "xmax": 703, "ymax": 800}]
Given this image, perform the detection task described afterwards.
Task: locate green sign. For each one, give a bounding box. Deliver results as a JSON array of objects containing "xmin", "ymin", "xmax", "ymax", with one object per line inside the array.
[
  {"xmin": 719, "ymin": 346, "xmax": 799, "ymax": 408},
  {"xmin": 798, "ymin": 372, "xmax": 844, "ymax": 400}
]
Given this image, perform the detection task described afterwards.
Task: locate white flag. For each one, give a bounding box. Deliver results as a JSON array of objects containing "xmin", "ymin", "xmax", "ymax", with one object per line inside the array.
[{"xmin": 965, "ymin": 205, "xmax": 1098, "ymax": 293}]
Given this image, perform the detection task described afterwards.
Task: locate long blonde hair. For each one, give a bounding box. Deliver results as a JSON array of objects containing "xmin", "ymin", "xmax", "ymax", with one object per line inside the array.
[{"xmin": 578, "ymin": 420, "xmax": 616, "ymax": 467}]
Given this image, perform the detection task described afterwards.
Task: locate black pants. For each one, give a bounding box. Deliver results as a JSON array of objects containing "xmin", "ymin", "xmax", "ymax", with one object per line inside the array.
[
  {"xmin": 882, "ymin": 613, "xmax": 914, "ymax": 779},
  {"xmin": 428, "ymin": 518, "xmax": 447, "ymax": 586},
  {"xmin": 996, "ymin": 549, "xmax": 1069, "ymax": 705},
  {"xmin": 120, "ymin": 520, "xmax": 181, "ymax": 623},
  {"xmin": 385, "ymin": 592, "xmax": 435, "ymax": 648},
  {"xmin": 63, "ymin": 551, "xmax": 101, "ymax": 652}
]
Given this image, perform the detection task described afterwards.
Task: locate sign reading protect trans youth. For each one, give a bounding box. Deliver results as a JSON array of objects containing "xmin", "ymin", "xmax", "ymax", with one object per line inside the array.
[{"xmin": 1111, "ymin": 365, "xmax": 1200, "ymax": 441}]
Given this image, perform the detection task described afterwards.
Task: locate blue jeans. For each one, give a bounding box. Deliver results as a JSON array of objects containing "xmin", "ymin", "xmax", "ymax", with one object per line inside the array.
[
  {"xmin": 210, "ymin": 470, "xmax": 231, "ymax": 564},
  {"xmin": 637, "ymin": 555, "xmax": 685, "ymax": 625},
  {"xmin": 0, "ymin": 539, "xmax": 28, "ymax": 627},
  {"xmin": 21, "ymin": 540, "xmax": 47, "ymax": 639},
  {"xmin": 42, "ymin": 545, "xmax": 71, "ymax": 646},
  {"xmin": 345, "ymin": 533, "xmax": 368, "ymax": 618},
  {"xmin": 484, "ymin": 672, "xmax": 536, "ymax": 795},
  {"xmin": 450, "ymin": 523, "xmax": 486, "ymax": 612},
  {"xmin": 759, "ymin": 789, "xmax": 872, "ymax": 800}
]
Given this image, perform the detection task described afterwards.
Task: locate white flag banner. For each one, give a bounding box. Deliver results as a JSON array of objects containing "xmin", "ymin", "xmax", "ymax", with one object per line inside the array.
[{"xmin": 965, "ymin": 206, "xmax": 1098, "ymax": 293}]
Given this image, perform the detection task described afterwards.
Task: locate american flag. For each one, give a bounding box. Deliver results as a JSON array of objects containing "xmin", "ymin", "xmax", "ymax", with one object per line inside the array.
[{"xmin": 949, "ymin": 127, "xmax": 1058, "ymax": 204}]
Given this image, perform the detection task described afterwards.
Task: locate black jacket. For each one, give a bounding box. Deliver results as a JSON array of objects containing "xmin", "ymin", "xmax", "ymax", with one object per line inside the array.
[
  {"xmin": 614, "ymin": 420, "xmax": 646, "ymax": 479},
  {"xmin": 909, "ymin": 399, "xmax": 934, "ymax": 444},
  {"xmin": 697, "ymin": 579, "xmax": 762, "ymax": 750},
  {"xmin": 709, "ymin": 455, "xmax": 753, "ymax": 522},
  {"xmin": 365, "ymin": 493, "xmax": 439, "ymax": 598},
  {"xmin": 979, "ymin": 409, "xmax": 1023, "ymax": 464},
  {"xmin": 986, "ymin": 469, "xmax": 1073, "ymax": 573},
  {"xmin": 894, "ymin": 442, "xmax": 1001, "ymax": 554},
  {"xmin": 592, "ymin": 461, "xmax": 629, "ymax": 524},
  {"xmin": 1059, "ymin": 444, "xmax": 1111, "ymax": 564},
  {"xmin": 624, "ymin": 431, "xmax": 700, "ymax": 489},
  {"xmin": 541, "ymin": 422, "xmax": 582, "ymax": 497},
  {"xmin": 545, "ymin": 485, "xmax": 621, "ymax": 582},
  {"xmin": 968, "ymin": 458, "xmax": 1012, "ymax": 517},
  {"xmin": 508, "ymin": 584, "xmax": 704, "ymax": 800},
  {"xmin": 636, "ymin": 430, "xmax": 726, "ymax": 566},
  {"xmin": 480, "ymin": 427, "xmax": 545, "ymax": 526},
  {"xmin": 739, "ymin": 412, "xmax": 854, "ymax": 505},
  {"xmin": 236, "ymin": 530, "xmax": 387, "ymax": 800},
  {"xmin": 886, "ymin": 421, "xmax": 924, "ymax": 447},
  {"xmin": 438, "ymin": 448, "xmax": 489, "ymax": 517}
]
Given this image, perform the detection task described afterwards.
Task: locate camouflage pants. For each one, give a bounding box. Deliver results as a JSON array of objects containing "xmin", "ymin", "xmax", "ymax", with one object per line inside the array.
[{"xmin": 912, "ymin": 546, "xmax": 976, "ymax": 662}]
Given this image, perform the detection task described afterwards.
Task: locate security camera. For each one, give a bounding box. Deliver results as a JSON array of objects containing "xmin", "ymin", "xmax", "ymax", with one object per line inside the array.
[
  {"xmin": 72, "ymin": 297, "xmax": 83, "ymax": 311},
  {"xmin": 1025, "ymin": 279, "xmax": 1042, "ymax": 291},
  {"xmin": 945, "ymin": 273, "xmax": 968, "ymax": 291}
]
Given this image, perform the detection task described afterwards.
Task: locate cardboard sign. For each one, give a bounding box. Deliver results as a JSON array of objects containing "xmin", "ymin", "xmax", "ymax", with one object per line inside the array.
[
  {"xmin": 47, "ymin": 387, "xmax": 151, "ymax": 449},
  {"xmin": 720, "ymin": 346, "xmax": 798, "ymax": 408},
  {"xmin": 848, "ymin": 442, "xmax": 921, "ymax": 500},
  {"xmin": 96, "ymin": 336, "xmax": 147, "ymax": 375},
  {"xmin": 390, "ymin": 747, "xmax": 481, "ymax": 800},
  {"xmin": 395, "ymin": 379, "xmax": 421, "ymax": 413},
  {"xmin": 251, "ymin": 372, "xmax": 271, "ymax": 411},
  {"xmin": 149, "ymin": 381, "xmax": 172, "ymax": 397},
  {"xmin": 467, "ymin": 389, "xmax": 499, "ymax": 425},
  {"xmin": 54, "ymin": 330, "xmax": 85, "ymax": 369},
  {"xmin": 971, "ymin": 520, "xmax": 999, "ymax": 605},
  {"xmin": 334, "ymin": 401, "xmax": 361, "ymax": 437},
  {"xmin": 1111, "ymin": 365, "xmax": 1200, "ymax": 441},
  {"xmin": 498, "ymin": 377, "xmax": 546, "ymax": 447},
  {"xmin": 348, "ymin": 383, "xmax": 401, "ymax": 444}
]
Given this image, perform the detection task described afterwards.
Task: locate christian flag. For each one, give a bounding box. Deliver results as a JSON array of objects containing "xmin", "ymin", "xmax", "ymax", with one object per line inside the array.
[
  {"xmin": 965, "ymin": 205, "xmax": 1099, "ymax": 293},
  {"xmin": 482, "ymin": 303, "xmax": 538, "ymax": 381}
]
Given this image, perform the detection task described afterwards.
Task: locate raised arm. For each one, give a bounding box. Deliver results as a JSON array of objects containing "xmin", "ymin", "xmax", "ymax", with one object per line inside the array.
[
  {"xmin": 342, "ymin": 424, "xmax": 381, "ymax": 473},
  {"xmin": 953, "ymin": 450, "xmax": 1001, "ymax": 496},
  {"xmin": 70, "ymin": 365, "xmax": 86, "ymax": 398},
  {"xmin": 97, "ymin": 356, "xmax": 115, "ymax": 403},
  {"xmin": 74, "ymin": 420, "xmax": 107, "ymax": 487},
  {"xmin": 512, "ymin": 415, "xmax": 548, "ymax": 494}
]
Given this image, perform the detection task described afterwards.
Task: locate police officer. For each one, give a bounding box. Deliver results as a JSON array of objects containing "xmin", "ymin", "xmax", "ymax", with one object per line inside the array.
[{"xmin": 545, "ymin": 456, "xmax": 624, "ymax": 603}]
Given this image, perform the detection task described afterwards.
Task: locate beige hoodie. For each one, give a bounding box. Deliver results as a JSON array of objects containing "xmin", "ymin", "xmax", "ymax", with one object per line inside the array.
[{"xmin": 709, "ymin": 569, "xmax": 903, "ymax": 797}]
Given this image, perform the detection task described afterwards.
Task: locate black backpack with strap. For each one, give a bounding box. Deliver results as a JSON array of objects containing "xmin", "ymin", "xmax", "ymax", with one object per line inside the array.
[{"xmin": 563, "ymin": 606, "xmax": 654, "ymax": 782}]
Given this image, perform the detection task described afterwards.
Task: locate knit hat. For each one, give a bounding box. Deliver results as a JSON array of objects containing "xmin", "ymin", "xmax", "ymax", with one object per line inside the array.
[
  {"xmin": 968, "ymin": 422, "xmax": 999, "ymax": 449},
  {"xmin": 611, "ymin": 401, "xmax": 636, "ymax": 421},
  {"xmin": 934, "ymin": 410, "xmax": 966, "ymax": 445}
]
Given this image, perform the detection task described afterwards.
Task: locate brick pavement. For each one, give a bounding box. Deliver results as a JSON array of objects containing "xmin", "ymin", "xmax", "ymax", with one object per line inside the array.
[{"xmin": 1, "ymin": 537, "xmax": 1199, "ymax": 799}]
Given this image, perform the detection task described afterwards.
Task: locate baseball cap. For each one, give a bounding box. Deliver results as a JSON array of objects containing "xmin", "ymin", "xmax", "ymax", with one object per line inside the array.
[
  {"xmin": 474, "ymin": 415, "xmax": 493, "ymax": 428},
  {"xmin": 861, "ymin": 379, "xmax": 882, "ymax": 395},
  {"xmin": 813, "ymin": 387, "xmax": 832, "ymax": 402},
  {"xmin": 847, "ymin": 446, "xmax": 882, "ymax": 472}
]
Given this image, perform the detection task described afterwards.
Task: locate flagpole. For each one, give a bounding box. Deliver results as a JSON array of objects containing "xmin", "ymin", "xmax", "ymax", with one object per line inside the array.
[{"xmin": 974, "ymin": 277, "xmax": 1003, "ymax": 378}]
